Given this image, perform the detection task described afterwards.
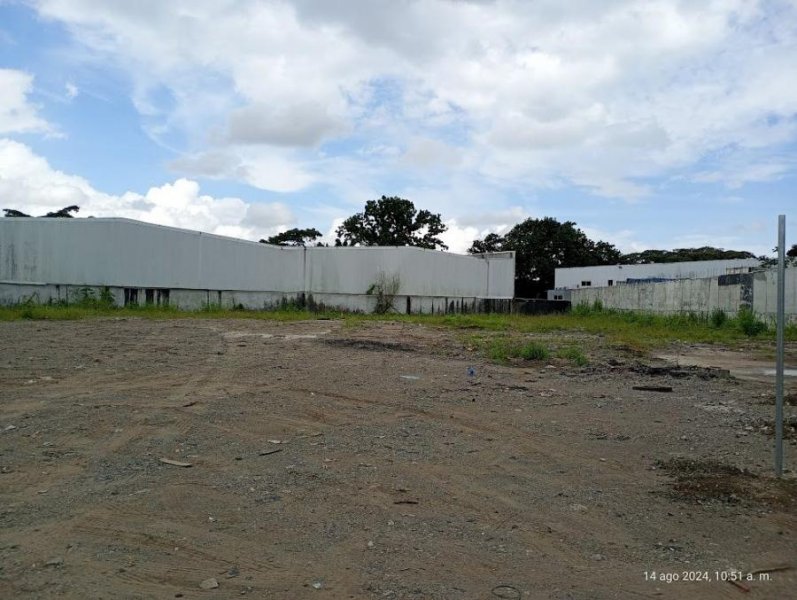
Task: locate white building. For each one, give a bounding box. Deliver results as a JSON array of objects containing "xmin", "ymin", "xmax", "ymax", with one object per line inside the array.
[
  {"xmin": 548, "ymin": 258, "xmax": 760, "ymax": 300},
  {"xmin": 0, "ymin": 217, "xmax": 515, "ymax": 313}
]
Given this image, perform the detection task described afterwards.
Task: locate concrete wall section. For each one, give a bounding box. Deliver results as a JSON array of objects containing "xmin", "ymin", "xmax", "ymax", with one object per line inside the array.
[
  {"xmin": 486, "ymin": 252, "xmax": 516, "ymax": 298},
  {"xmin": 304, "ymin": 246, "xmax": 498, "ymax": 298},
  {"xmin": 570, "ymin": 268, "xmax": 797, "ymax": 321},
  {"xmin": 0, "ymin": 218, "xmax": 516, "ymax": 312},
  {"xmin": 0, "ymin": 218, "xmax": 305, "ymax": 292},
  {"xmin": 752, "ymin": 269, "xmax": 797, "ymax": 317},
  {"xmin": 554, "ymin": 258, "xmax": 761, "ymax": 290}
]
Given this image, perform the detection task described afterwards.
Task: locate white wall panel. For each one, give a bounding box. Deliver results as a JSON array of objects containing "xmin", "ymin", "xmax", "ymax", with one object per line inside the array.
[{"xmin": 0, "ymin": 218, "xmax": 515, "ymax": 301}]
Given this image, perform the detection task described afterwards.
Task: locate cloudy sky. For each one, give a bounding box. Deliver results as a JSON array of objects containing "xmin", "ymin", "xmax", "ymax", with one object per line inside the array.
[{"xmin": 1, "ymin": 0, "xmax": 795, "ymax": 254}]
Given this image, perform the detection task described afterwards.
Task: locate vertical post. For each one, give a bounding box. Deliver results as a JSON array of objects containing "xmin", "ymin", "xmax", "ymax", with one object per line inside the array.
[{"xmin": 775, "ymin": 215, "xmax": 786, "ymax": 477}]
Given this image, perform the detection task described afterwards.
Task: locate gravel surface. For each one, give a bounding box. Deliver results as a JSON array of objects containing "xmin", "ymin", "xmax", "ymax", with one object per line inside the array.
[{"xmin": 0, "ymin": 317, "xmax": 795, "ymax": 599}]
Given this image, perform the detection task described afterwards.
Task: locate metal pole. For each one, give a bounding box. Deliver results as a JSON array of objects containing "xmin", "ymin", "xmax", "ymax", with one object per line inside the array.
[{"xmin": 775, "ymin": 215, "xmax": 786, "ymax": 477}]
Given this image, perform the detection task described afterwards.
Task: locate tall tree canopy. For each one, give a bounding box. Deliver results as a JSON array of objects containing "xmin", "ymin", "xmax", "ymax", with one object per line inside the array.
[
  {"xmin": 335, "ymin": 196, "xmax": 448, "ymax": 249},
  {"xmin": 469, "ymin": 217, "xmax": 621, "ymax": 297},
  {"xmin": 3, "ymin": 209, "xmax": 31, "ymax": 217},
  {"xmin": 621, "ymin": 247, "xmax": 756, "ymax": 264},
  {"xmin": 3, "ymin": 205, "xmax": 79, "ymax": 218},
  {"xmin": 260, "ymin": 227, "xmax": 322, "ymax": 247}
]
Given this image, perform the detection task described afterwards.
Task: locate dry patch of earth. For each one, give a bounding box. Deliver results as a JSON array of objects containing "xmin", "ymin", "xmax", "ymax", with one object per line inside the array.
[{"xmin": 1, "ymin": 318, "xmax": 795, "ymax": 599}]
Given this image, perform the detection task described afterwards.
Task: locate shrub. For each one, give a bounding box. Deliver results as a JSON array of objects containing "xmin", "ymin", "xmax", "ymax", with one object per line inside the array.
[
  {"xmin": 571, "ymin": 302, "xmax": 593, "ymax": 316},
  {"xmin": 556, "ymin": 346, "xmax": 588, "ymax": 366},
  {"xmin": 486, "ymin": 338, "xmax": 510, "ymax": 362},
  {"xmin": 518, "ymin": 341, "xmax": 549, "ymax": 360},
  {"xmin": 709, "ymin": 308, "xmax": 728, "ymax": 328},
  {"xmin": 367, "ymin": 272, "xmax": 400, "ymax": 314},
  {"xmin": 736, "ymin": 307, "xmax": 767, "ymax": 336}
]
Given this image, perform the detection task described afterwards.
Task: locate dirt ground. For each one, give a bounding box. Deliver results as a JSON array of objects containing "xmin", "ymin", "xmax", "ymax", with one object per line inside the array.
[{"xmin": 1, "ymin": 318, "xmax": 796, "ymax": 600}]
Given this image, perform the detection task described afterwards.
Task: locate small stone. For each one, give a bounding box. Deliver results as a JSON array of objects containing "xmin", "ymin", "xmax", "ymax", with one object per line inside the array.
[
  {"xmin": 570, "ymin": 503, "xmax": 588, "ymax": 512},
  {"xmin": 45, "ymin": 557, "xmax": 64, "ymax": 567},
  {"xmin": 226, "ymin": 566, "xmax": 239, "ymax": 578},
  {"xmin": 591, "ymin": 553, "xmax": 605, "ymax": 561},
  {"xmin": 367, "ymin": 540, "xmax": 374, "ymax": 548},
  {"xmin": 311, "ymin": 581, "xmax": 323, "ymax": 589},
  {"xmin": 200, "ymin": 577, "xmax": 219, "ymax": 590},
  {"xmin": 3, "ymin": 425, "xmax": 17, "ymax": 431}
]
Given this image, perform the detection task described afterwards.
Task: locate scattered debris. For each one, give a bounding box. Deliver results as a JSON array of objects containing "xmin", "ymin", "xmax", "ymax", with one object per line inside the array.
[
  {"xmin": 633, "ymin": 364, "xmax": 730, "ymax": 379},
  {"xmin": 199, "ymin": 577, "xmax": 219, "ymax": 590},
  {"xmin": 258, "ymin": 449, "xmax": 283, "ymax": 456},
  {"xmin": 655, "ymin": 457, "xmax": 797, "ymax": 510},
  {"xmin": 325, "ymin": 338, "xmax": 415, "ymax": 352},
  {"xmin": 491, "ymin": 584, "xmax": 521, "ymax": 599},
  {"xmin": 226, "ymin": 566, "xmax": 239, "ymax": 578},
  {"xmin": 159, "ymin": 458, "xmax": 193, "ymax": 468},
  {"xmin": 633, "ymin": 385, "xmax": 673, "ymax": 393}
]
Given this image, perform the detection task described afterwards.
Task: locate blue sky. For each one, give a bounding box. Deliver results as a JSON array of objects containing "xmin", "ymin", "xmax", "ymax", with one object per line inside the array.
[{"xmin": 1, "ymin": 0, "xmax": 795, "ymax": 253}]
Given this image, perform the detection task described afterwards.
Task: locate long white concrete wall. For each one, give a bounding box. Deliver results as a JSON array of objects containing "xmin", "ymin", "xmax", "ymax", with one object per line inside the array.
[
  {"xmin": 0, "ymin": 218, "xmax": 515, "ymax": 312},
  {"xmin": 570, "ymin": 269, "xmax": 797, "ymax": 321},
  {"xmin": 0, "ymin": 218, "xmax": 305, "ymax": 291},
  {"xmin": 554, "ymin": 258, "xmax": 761, "ymax": 290}
]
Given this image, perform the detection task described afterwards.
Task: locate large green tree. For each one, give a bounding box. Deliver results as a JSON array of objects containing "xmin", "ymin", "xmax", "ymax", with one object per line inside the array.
[
  {"xmin": 260, "ymin": 227, "xmax": 322, "ymax": 247},
  {"xmin": 335, "ymin": 196, "xmax": 448, "ymax": 249},
  {"xmin": 469, "ymin": 217, "xmax": 621, "ymax": 297},
  {"xmin": 2, "ymin": 209, "xmax": 31, "ymax": 217},
  {"xmin": 621, "ymin": 247, "xmax": 756, "ymax": 264},
  {"xmin": 3, "ymin": 205, "xmax": 79, "ymax": 218}
]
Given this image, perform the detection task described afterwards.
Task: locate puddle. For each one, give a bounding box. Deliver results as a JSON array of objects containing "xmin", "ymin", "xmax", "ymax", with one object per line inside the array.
[
  {"xmin": 762, "ymin": 369, "xmax": 797, "ymax": 377},
  {"xmin": 656, "ymin": 349, "xmax": 797, "ymax": 385}
]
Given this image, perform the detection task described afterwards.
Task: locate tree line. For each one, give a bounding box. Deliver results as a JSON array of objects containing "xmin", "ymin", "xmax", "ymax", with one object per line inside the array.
[
  {"xmin": 258, "ymin": 196, "xmax": 777, "ymax": 298},
  {"xmin": 5, "ymin": 198, "xmax": 793, "ymax": 298}
]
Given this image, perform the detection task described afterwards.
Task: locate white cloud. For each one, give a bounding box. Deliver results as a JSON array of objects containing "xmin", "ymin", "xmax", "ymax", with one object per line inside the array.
[
  {"xmin": 0, "ymin": 139, "xmax": 294, "ymax": 240},
  {"xmin": 30, "ymin": 0, "xmax": 797, "ymax": 200},
  {"xmin": 0, "ymin": 69, "xmax": 52, "ymax": 135},
  {"xmin": 223, "ymin": 101, "xmax": 346, "ymax": 147},
  {"xmin": 401, "ymin": 137, "xmax": 462, "ymax": 169},
  {"xmin": 167, "ymin": 149, "xmax": 315, "ymax": 193},
  {"xmin": 65, "ymin": 81, "xmax": 79, "ymax": 100}
]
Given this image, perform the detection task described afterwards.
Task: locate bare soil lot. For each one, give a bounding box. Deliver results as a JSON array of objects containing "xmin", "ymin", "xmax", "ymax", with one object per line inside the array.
[{"xmin": 1, "ymin": 318, "xmax": 795, "ymax": 599}]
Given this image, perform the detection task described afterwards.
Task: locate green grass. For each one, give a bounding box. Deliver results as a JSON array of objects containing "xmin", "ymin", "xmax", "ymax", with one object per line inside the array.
[
  {"xmin": 369, "ymin": 310, "xmax": 790, "ymax": 350},
  {"xmin": 0, "ymin": 303, "xmax": 339, "ymax": 323},
  {"xmin": 1, "ymin": 301, "xmax": 794, "ymax": 353},
  {"xmin": 556, "ymin": 346, "xmax": 589, "ymax": 366}
]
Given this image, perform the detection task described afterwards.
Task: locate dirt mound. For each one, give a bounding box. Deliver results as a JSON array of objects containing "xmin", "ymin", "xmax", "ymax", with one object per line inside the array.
[{"xmin": 656, "ymin": 457, "xmax": 797, "ymax": 512}]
